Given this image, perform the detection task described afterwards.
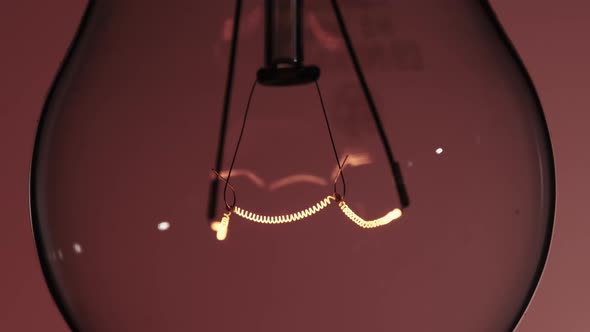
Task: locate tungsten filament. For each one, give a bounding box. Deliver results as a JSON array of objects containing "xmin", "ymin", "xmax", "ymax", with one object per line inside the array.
[
  {"xmin": 234, "ymin": 195, "xmax": 335, "ymax": 224},
  {"xmin": 211, "ymin": 195, "xmax": 403, "ymax": 240}
]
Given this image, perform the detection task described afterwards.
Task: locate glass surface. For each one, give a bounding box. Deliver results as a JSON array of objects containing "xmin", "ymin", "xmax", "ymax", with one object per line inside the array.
[{"xmin": 31, "ymin": 1, "xmax": 555, "ymax": 331}]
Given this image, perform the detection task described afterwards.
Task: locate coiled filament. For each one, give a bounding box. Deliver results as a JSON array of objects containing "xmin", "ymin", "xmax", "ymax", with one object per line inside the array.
[
  {"xmin": 212, "ymin": 195, "xmax": 403, "ymax": 240},
  {"xmin": 210, "ymin": 211, "xmax": 232, "ymax": 241},
  {"xmin": 234, "ymin": 195, "xmax": 335, "ymax": 224},
  {"xmin": 338, "ymin": 201, "xmax": 402, "ymax": 229}
]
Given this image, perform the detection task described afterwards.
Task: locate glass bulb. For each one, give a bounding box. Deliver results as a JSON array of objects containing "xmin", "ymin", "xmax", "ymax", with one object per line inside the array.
[{"xmin": 31, "ymin": 1, "xmax": 554, "ymax": 331}]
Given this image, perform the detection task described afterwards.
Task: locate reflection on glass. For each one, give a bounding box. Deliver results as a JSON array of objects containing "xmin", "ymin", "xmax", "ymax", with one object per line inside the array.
[{"xmin": 157, "ymin": 221, "xmax": 171, "ymax": 231}]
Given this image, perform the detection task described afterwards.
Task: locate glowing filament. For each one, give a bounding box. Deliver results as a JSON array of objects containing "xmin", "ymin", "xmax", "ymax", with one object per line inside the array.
[
  {"xmin": 234, "ymin": 196, "xmax": 335, "ymax": 224},
  {"xmin": 212, "ymin": 195, "xmax": 403, "ymax": 241},
  {"xmin": 212, "ymin": 211, "xmax": 232, "ymax": 241},
  {"xmin": 338, "ymin": 201, "xmax": 402, "ymax": 228}
]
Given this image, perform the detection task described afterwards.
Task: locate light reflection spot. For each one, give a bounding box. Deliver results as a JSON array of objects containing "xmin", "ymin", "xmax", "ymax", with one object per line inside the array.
[
  {"xmin": 158, "ymin": 221, "xmax": 171, "ymax": 231},
  {"xmin": 73, "ymin": 243, "xmax": 83, "ymax": 254},
  {"xmin": 436, "ymin": 148, "xmax": 444, "ymax": 154}
]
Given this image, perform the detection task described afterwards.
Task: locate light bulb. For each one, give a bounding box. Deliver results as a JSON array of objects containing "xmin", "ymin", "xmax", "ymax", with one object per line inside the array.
[
  {"xmin": 30, "ymin": 1, "xmax": 555, "ymax": 331},
  {"xmin": 207, "ymin": 0, "xmax": 409, "ymax": 241}
]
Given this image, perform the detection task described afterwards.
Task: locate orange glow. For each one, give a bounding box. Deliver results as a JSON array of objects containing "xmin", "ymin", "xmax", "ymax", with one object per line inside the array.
[
  {"xmin": 268, "ymin": 174, "xmax": 328, "ymax": 191},
  {"xmin": 329, "ymin": 153, "xmax": 372, "ymax": 180},
  {"xmin": 214, "ymin": 169, "xmax": 266, "ymax": 188},
  {"xmin": 214, "ymin": 153, "xmax": 373, "ymax": 194},
  {"xmin": 307, "ymin": 13, "xmax": 342, "ymax": 51}
]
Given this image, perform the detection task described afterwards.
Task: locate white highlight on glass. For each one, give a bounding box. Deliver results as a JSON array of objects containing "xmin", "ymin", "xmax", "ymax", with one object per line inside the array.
[
  {"xmin": 57, "ymin": 250, "xmax": 63, "ymax": 261},
  {"xmin": 158, "ymin": 221, "xmax": 171, "ymax": 231},
  {"xmin": 73, "ymin": 243, "xmax": 83, "ymax": 254},
  {"xmin": 436, "ymin": 147, "xmax": 444, "ymax": 154}
]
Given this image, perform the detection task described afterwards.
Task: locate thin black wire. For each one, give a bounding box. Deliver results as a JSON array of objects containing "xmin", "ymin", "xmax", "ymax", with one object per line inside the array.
[
  {"xmin": 208, "ymin": 0, "xmax": 243, "ymax": 220},
  {"xmin": 211, "ymin": 169, "xmax": 236, "ymax": 206},
  {"xmin": 223, "ymin": 80, "xmax": 345, "ymax": 208},
  {"xmin": 223, "ymin": 80, "xmax": 258, "ymax": 210},
  {"xmin": 330, "ymin": 0, "xmax": 410, "ymax": 208},
  {"xmin": 315, "ymin": 81, "xmax": 346, "ymax": 198},
  {"xmin": 332, "ymin": 154, "xmax": 349, "ymax": 196}
]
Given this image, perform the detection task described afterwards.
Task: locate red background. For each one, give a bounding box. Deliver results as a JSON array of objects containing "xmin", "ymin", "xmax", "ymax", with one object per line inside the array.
[{"xmin": 0, "ymin": 1, "xmax": 588, "ymax": 330}]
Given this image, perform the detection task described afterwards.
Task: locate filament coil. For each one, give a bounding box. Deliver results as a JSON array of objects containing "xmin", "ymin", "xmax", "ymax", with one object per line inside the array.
[
  {"xmin": 338, "ymin": 201, "xmax": 402, "ymax": 229},
  {"xmin": 211, "ymin": 211, "xmax": 232, "ymax": 241},
  {"xmin": 212, "ymin": 194, "xmax": 403, "ymax": 240},
  {"xmin": 234, "ymin": 195, "xmax": 336, "ymax": 224}
]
